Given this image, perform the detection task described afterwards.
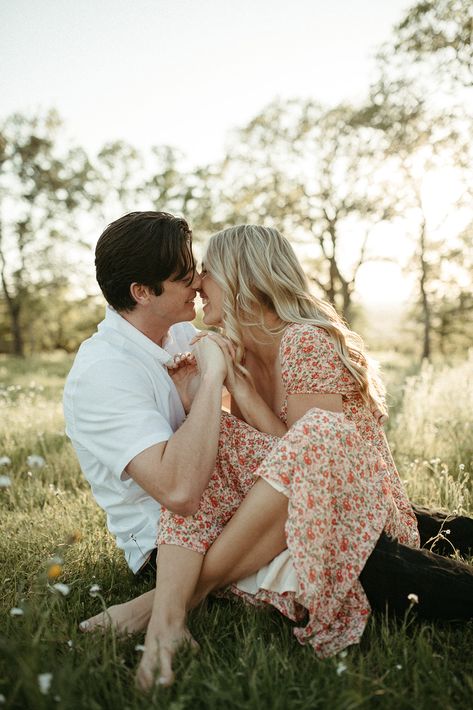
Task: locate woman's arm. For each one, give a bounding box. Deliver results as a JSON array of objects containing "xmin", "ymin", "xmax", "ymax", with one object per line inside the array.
[
  {"xmin": 230, "ymin": 382, "xmax": 287, "ymax": 436},
  {"xmin": 211, "ymin": 332, "xmax": 345, "ymax": 435},
  {"xmin": 204, "ymin": 333, "xmax": 288, "ymax": 436}
]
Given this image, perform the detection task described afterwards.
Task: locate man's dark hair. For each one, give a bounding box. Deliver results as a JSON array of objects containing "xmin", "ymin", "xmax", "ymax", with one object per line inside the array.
[{"xmin": 95, "ymin": 211, "xmax": 195, "ymax": 311}]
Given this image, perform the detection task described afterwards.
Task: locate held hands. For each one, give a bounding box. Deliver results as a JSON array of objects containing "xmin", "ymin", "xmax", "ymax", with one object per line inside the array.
[
  {"xmin": 190, "ymin": 331, "xmax": 253, "ymax": 403},
  {"xmin": 190, "ymin": 333, "xmax": 228, "ymax": 381},
  {"xmin": 167, "ymin": 352, "xmax": 200, "ymax": 414},
  {"xmin": 168, "ymin": 334, "xmax": 229, "ymax": 412}
]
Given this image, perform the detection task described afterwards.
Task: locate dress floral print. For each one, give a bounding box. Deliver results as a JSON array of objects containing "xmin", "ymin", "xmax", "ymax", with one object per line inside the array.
[{"xmin": 158, "ymin": 323, "xmax": 420, "ymax": 657}]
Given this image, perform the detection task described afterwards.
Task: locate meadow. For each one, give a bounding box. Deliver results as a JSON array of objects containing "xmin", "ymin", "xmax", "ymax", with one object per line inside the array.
[{"xmin": 1, "ymin": 352, "xmax": 473, "ymax": 710}]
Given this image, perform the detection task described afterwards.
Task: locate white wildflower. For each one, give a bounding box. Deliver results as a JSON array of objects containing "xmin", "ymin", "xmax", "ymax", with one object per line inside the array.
[
  {"xmin": 0, "ymin": 456, "xmax": 11, "ymax": 466},
  {"xmin": 89, "ymin": 584, "xmax": 101, "ymax": 597},
  {"xmin": 38, "ymin": 672, "xmax": 53, "ymax": 695},
  {"xmin": 0, "ymin": 475, "xmax": 11, "ymax": 488},
  {"xmin": 0, "ymin": 693, "xmax": 5, "ymax": 704},
  {"xmin": 338, "ymin": 650, "xmax": 348, "ymax": 659},
  {"xmin": 49, "ymin": 555, "xmax": 64, "ymax": 566},
  {"xmin": 53, "ymin": 583, "xmax": 70, "ymax": 596},
  {"xmin": 10, "ymin": 607, "xmax": 24, "ymax": 617},
  {"xmin": 407, "ymin": 593, "xmax": 419, "ymax": 604},
  {"xmin": 395, "ymin": 664, "xmax": 402, "ymax": 670},
  {"xmin": 336, "ymin": 662, "xmax": 347, "ymax": 676},
  {"xmin": 26, "ymin": 454, "xmax": 45, "ymax": 469},
  {"xmin": 135, "ymin": 644, "xmax": 146, "ymax": 652},
  {"xmin": 67, "ymin": 640, "xmax": 73, "ymax": 649},
  {"xmin": 459, "ymin": 464, "xmax": 465, "ymax": 471}
]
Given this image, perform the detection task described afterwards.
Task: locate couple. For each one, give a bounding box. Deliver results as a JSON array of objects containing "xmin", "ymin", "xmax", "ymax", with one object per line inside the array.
[{"xmin": 64, "ymin": 211, "xmax": 473, "ymax": 691}]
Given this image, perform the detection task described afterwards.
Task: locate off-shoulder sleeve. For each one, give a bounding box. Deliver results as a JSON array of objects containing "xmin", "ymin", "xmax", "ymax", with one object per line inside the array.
[{"xmin": 280, "ymin": 324, "xmax": 356, "ymax": 396}]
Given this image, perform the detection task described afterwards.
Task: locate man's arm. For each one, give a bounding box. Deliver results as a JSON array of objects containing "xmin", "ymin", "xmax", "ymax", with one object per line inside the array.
[{"xmin": 126, "ymin": 337, "xmax": 226, "ymax": 516}]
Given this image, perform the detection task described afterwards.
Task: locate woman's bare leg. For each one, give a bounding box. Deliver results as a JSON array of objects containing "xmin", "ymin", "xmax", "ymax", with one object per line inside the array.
[
  {"xmin": 79, "ymin": 479, "xmax": 288, "ymax": 634},
  {"xmin": 191, "ymin": 479, "xmax": 288, "ymax": 607},
  {"xmin": 135, "ymin": 544, "xmax": 204, "ymax": 691},
  {"xmin": 136, "ymin": 480, "xmax": 287, "ymax": 690}
]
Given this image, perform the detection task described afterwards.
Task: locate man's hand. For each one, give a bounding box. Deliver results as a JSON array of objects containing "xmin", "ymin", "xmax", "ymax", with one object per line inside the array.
[{"xmin": 167, "ymin": 353, "xmax": 200, "ymax": 414}]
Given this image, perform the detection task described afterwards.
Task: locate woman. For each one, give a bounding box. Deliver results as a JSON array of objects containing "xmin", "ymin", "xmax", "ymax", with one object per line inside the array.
[
  {"xmin": 85, "ymin": 225, "xmax": 473, "ymax": 690},
  {"xmin": 135, "ymin": 223, "xmax": 422, "ymax": 689}
]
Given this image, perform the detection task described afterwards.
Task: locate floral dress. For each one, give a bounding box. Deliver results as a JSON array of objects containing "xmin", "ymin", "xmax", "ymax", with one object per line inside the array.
[{"xmin": 158, "ymin": 323, "xmax": 420, "ymax": 657}]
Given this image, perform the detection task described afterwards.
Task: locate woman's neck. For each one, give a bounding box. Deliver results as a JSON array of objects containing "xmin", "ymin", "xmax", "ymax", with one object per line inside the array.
[{"xmin": 241, "ymin": 313, "xmax": 287, "ymax": 369}]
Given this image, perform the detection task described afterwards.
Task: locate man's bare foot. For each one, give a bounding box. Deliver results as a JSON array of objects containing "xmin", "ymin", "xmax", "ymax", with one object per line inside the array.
[
  {"xmin": 79, "ymin": 590, "xmax": 154, "ymax": 634},
  {"xmin": 135, "ymin": 624, "xmax": 199, "ymax": 691}
]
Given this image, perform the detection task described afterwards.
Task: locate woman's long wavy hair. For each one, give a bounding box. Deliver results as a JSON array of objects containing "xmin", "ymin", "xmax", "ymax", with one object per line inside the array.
[{"xmin": 204, "ymin": 224, "xmax": 386, "ymax": 414}]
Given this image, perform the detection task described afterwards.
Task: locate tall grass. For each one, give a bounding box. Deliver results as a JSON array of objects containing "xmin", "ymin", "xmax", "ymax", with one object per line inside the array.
[
  {"xmin": 388, "ymin": 353, "xmax": 473, "ymax": 476},
  {"xmin": 1, "ymin": 352, "xmax": 473, "ymax": 709}
]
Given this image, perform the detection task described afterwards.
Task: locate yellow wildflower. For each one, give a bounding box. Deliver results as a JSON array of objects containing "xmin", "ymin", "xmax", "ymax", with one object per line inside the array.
[{"xmin": 47, "ymin": 564, "xmax": 62, "ymax": 580}]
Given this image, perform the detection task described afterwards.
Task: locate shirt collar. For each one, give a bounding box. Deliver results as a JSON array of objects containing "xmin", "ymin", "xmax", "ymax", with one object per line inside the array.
[{"xmin": 99, "ymin": 306, "xmax": 173, "ymax": 365}]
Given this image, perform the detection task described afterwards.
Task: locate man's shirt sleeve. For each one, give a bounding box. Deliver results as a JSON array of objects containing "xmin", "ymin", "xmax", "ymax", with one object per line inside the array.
[{"xmin": 67, "ymin": 358, "xmax": 173, "ymax": 479}]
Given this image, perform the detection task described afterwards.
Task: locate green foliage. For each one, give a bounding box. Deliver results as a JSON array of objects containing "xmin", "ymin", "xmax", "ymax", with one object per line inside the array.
[
  {"xmin": 0, "ymin": 0, "xmax": 472, "ymax": 366},
  {"xmin": 212, "ymin": 98, "xmax": 396, "ymax": 322},
  {"xmin": 1, "ymin": 353, "xmax": 473, "ymax": 708},
  {"xmin": 395, "ymin": 0, "xmax": 473, "ymax": 88},
  {"xmin": 0, "ymin": 111, "xmax": 99, "ymax": 356}
]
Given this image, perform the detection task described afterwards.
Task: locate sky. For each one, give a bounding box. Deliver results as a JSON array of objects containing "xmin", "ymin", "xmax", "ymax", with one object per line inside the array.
[
  {"xmin": 2, "ymin": 0, "xmax": 412, "ymax": 165},
  {"xmin": 2, "ymin": 0, "xmax": 418, "ymax": 305}
]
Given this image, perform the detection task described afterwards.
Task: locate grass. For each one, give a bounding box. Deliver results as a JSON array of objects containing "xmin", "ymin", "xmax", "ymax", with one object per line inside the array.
[{"xmin": 1, "ymin": 352, "xmax": 473, "ymax": 709}]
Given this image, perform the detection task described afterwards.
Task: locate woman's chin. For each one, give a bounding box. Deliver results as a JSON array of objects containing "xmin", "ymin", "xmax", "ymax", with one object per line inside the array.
[{"xmin": 202, "ymin": 311, "xmax": 222, "ymax": 328}]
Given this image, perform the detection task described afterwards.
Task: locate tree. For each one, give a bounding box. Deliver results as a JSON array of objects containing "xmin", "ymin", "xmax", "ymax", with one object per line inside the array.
[
  {"xmin": 394, "ymin": 0, "xmax": 473, "ymax": 88},
  {"xmin": 145, "ymin": 149, "xmax": 224, "ymax": 242},
  {"xmin": 215, "ymin": 99, "xmax": 396, "ymax": 321},
  {"xmin": 357, "ymin": 70, "xmax": 473, "ymax": 361},
  {"xmin": 94, "ymin": 141, "xmax": 222, "ymax": 244},
  {"xmin": 0, "ymin": 111, "xmax": 97, "ymax": 355}
]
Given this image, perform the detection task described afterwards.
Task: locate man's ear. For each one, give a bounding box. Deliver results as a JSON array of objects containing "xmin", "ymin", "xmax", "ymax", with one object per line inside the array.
[{"xmin": 130, "ymin": 282, "xmax": 152, "ymax": 306}]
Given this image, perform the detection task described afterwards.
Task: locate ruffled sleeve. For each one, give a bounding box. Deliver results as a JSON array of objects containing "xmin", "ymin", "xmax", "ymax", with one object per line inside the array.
[{"xmin": 280, "ymin": 323, "xmax": 357, "ymax": 397}]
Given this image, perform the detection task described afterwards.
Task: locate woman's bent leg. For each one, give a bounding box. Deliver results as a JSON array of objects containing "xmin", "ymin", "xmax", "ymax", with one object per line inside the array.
[
  {"xmin": 190, "ymin": 478, "xmax": 288, "ymax": 607},
  {"xmin": 136, "ymin": 545, "xmax": 204, "ymax": 691},
  {"xmin": 360, "ymin": 532, "xmax": 473, "ymax": 619}
]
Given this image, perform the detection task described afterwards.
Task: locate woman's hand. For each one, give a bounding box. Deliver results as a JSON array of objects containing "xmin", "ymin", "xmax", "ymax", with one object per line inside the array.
[
  {"xmin": 191, "ymin": 332, "xmax": 253, "ymax": 404},
  {"xmin": 371, "ymin": 405, "xmax": 388, "ymax": 426}
]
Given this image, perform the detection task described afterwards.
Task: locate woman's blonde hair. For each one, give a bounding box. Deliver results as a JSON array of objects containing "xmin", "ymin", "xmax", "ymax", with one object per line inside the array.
[{"xmin": 204, "ymin": 224, "xmax": 386, "ymax": 413}]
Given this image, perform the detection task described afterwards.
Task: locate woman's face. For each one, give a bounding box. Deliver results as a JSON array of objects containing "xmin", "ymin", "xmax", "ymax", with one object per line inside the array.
[{"xmin": 199, "ymin": 266, "xmax": 224, "ymax": 327}]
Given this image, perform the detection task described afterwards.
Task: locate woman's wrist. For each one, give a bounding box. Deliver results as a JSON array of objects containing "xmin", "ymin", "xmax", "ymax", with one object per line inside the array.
[{"xmin": 231, "ymin": 380, "xmax": 254, "ymax": 410}]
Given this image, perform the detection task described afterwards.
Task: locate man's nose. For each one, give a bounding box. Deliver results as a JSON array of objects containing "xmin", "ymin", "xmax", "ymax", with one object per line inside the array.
[{"xmin": 191, "ymin": 271, "xmax": 202, "ymax": 289}]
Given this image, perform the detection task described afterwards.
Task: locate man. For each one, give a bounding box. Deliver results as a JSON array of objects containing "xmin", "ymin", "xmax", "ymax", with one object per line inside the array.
[{"xmin": 64, "ymin": 211, "xmax": 227, "ymax": 575}]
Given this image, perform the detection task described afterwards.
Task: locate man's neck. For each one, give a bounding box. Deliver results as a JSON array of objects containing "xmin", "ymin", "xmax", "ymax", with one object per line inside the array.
[{"xmin": 119, "ymin": 309, "xmax": 170, "ymax": 348}]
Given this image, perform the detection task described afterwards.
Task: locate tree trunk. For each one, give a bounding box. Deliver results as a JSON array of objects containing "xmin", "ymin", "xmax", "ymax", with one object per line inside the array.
[
  {"xmin": 10, "ymin": 303, "xmax": 24, "ymax": 357},
  {"xmin": 419, "ymin": 219, "xmax": 431, "ymax": 362},
  {"xmin": 0, "ymin": 254, "xmax": 24, "ymax": 356}
]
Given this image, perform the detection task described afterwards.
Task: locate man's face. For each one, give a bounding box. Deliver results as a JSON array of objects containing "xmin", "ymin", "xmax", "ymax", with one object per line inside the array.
[{"xmin": 149, "ymin": 268, "xmax": 202, "ymax": 327}]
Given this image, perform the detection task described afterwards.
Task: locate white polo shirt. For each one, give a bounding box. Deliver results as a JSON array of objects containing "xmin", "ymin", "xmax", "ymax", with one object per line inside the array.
[{"xmin": 63, "ymin": 306, "xmax": 198, "ymax": 573}]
